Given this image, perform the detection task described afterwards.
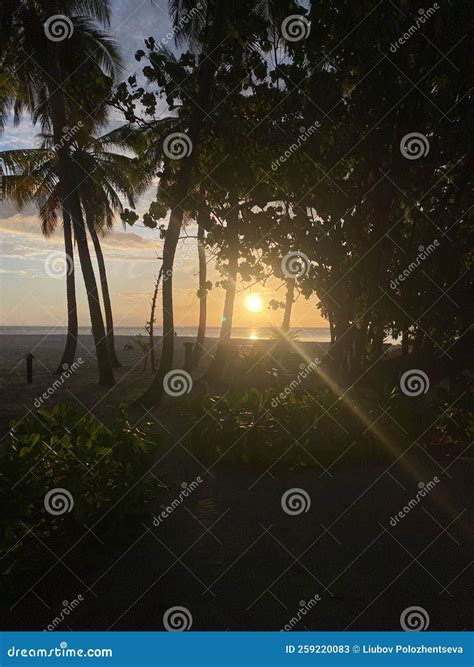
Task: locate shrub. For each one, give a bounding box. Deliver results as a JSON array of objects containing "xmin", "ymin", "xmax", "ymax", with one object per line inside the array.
[
  {"xmin": 431, "ymin": 390, "xmax": 474, "ymax": 451},
  {"xmin": 183, "ymin": 388, "xmax": 391, "ymax": 470},
  {"xmin": 0, "ymin": 403, "xmax": 161, "ymax": 577}
]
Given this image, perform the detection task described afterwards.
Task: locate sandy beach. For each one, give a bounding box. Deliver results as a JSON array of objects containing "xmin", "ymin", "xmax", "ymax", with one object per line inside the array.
[{"xmin": 0, "ymin": 334, "xmax": 330, "ymax": 427}]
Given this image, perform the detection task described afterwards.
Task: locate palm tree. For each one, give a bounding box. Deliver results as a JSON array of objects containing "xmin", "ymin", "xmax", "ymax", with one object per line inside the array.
[
  {"xmin": 71, "ymin": 124, "xmax": 152, "ymax": 366},
  {"xmin": 0, "ymin": 124, "xmax": 151, "ymax": 370},
  {"xmin": 0, "ymin": 0, "xmax": 121, "ymax": 386},
  {"xmin": 0, "ymin": 148, "xmax": 78, "ymax": 371}
]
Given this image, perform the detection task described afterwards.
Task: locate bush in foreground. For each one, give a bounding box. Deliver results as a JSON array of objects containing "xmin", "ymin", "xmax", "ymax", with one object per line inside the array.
[{"xmin": 0, "ymin": 403, "xmax": 161, "ymax": 579}]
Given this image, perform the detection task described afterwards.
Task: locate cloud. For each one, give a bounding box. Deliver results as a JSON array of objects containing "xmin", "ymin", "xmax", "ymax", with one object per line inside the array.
[
  {"xmin": 0, "ymin": 210, "xmax": 160, "ymax": 262},
  {"xmin": 100, "ymin": 230, "xmax": 159, "ymax": 260},
  {"xmin": 111, "ymin": 0, "xmax": 171, "ymax": 68},
  {"xmin": 0, "ymin": 267, "xmax": 33, "ymax": 276},
  {"xmin": 0, "ymin": 115, "xmax": 37, "ymax": 151}
]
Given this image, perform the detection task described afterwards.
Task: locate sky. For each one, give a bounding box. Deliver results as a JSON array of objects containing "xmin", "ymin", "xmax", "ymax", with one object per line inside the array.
[{"xmin": 0, "ymin": 0, "xmax": 327, "ymax": 331}]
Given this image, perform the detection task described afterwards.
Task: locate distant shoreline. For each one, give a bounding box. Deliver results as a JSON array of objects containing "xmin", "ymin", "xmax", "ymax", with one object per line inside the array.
[
  {"xmin": 0, "ymin": 326, "xmax": 334, "ymax": 343},
  {"xmin": 0, "ymin": 327, "xmax": 400, "ymax": 344}
]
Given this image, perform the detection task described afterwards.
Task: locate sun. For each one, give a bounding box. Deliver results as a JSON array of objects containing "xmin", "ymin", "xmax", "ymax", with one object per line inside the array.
[{"xmin": 245, "ymin": 294, "xmax": 264, "ymax": 313}]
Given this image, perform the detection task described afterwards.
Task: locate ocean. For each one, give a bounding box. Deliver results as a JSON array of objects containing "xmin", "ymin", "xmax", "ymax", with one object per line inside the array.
[{"xmin": 0, "ymin": 326, "xmax": 333, "ymax": 342}]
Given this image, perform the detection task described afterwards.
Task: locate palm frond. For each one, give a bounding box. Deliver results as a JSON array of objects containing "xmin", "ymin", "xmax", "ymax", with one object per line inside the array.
[
  {"xmin": 68, "ymin": 0, "xmax": 112, "ymax": 25},
  {"xmin": 73, "ymin": 18, "xmax": 124, "ymax": 78},
  {"xmin": 168, "ymin": 0, "xmax": 208, "ymax": 49}
]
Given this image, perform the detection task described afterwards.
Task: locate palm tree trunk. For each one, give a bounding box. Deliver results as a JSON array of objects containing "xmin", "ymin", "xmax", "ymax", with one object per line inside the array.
[
  {"xmin": 139, "ymin": 4, "xmax": 225, "ymax": 406},
  {"xmin": 281, "ymin": 278, "xmax": 295, "ymax": 332},
  {"xmin": 210, "ymin": 206, "xmax": 239, "ymax": 373},
  {"xmin": 330, "ymin": 317, "xmax": 354, "ymax": 378},
  {"xmin": 148, "ymin": 267, "xmax": 163, "ymax": 372},
  {"xmin": 85, "ymin": 209, "xmax": 121, "ymax": 368},
  {"xmin": 192, "ymin": 221, "xmax": 207, "ymax": 368},
  {"xmin": 402, "ymin": 320, "xmax": 409, "ymax": 356},
  {"xmin": 329, "ymin": 316, "xmax": 336, "ymax": 344},
  {"xmin": 57, "ymin": 211, "xmax": 78, "ymax": 372},
  {"xmin": 139, "ymin": 146, "xmax": 203, "ymax": 406},
  {"xmin": 48, "ymin": 51, "xmax": 114, "ymax": 386},
  {"xmin": 354, "ymin": 314, "xmax": 370, "ymax": 370}
]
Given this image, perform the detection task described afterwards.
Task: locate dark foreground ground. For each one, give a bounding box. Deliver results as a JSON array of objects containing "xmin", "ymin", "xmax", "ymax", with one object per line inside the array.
[
  {"xmin": 1, "ymin": 444, "xmax": 472, "ymax": 631},
  {"xmin": 1, "ymin": 334, "xmax": 471, "ymax": 631}
]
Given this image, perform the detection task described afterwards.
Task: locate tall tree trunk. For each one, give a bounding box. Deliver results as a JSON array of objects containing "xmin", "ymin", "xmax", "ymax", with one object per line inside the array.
[
  {"xmin": 326, "ymin": 284, "xmax": 356, "ymax": 377},
  {"xmin": 48, "ymin": 50, "xmax": 114, "ymax": 386},
  {"xmin": 192, "ymin": 222, "xmax": 207, "ymax": 368},
  {"xmin": 85, "ymin": 209, "xmax": 121, "ymax": 368},
  {"xmin": 330, "ymin": 318, "xmax": 354, "ymax": 378},
  {"xmin": 413, "ymin": 327, "xmax": 425, "ymax": 355},
  {"xmin": 281, "ymin": 278, "xmax": 295, "ymax": 332},
  {"xmin": 139, "ymin": 3, "xmax": 225, "ymax": 406},
  {"xmin": 368, "ymin": 321, "xmax": 384, "ymax": 363},
  {"xmin": 211, "ymin": 206, "xmax": 239, "ymax": 373},
  {"xmin": 148, "ymin": 267, "xmax": 163, "ymax": 373},
  {"xmin": 354, "ymin": 314, "xmax": 370, "ymax": 371},
  {"xmin": 57, "ymin": 211, "xmax": 78, "ymax": 372},
  {"xmin": 402, "ymin": 326, "xmax": 409, "ymax": 356}
]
